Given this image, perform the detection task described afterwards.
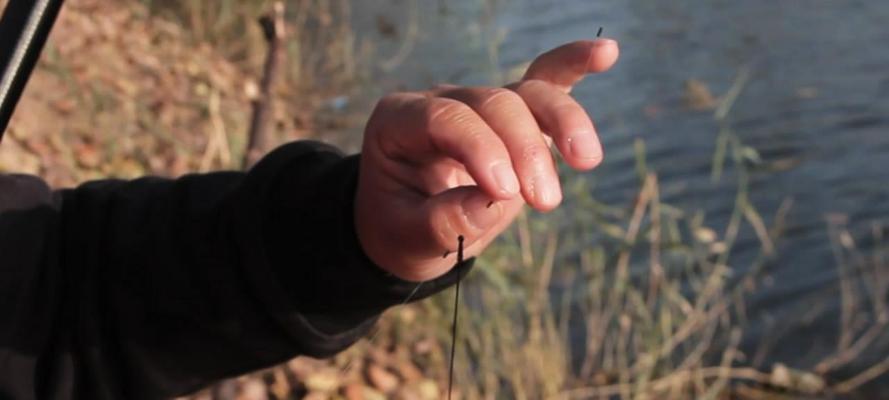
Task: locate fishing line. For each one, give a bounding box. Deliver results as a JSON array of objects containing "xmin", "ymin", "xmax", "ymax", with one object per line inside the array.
[
  {"xmin": 445, "ymin": 27, "xmax": 600, "ymax": 395},
  {"xmin": 447, "ymin": 234, "xmax": 464, "ymax": 400}
]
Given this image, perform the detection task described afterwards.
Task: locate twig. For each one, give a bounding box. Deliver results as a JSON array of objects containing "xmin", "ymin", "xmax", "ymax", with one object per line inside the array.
[
  {"xmin": 243, "ymin": 1, "xmax": 286, "ymax": 168},
  {"xmin": 199, "ymin": 89, "xmax": 231, "ymax": 171}
]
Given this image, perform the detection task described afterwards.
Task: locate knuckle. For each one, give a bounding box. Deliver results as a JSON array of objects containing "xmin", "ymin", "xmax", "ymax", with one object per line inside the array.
[
  {"xmin": 460, "ymin": 130, "xmax": 493, "ymax": 158},
  {"xmin": 478, "ymin": 87, "xmax": 522, "ymax": 113},
  {"xmin": 471, "ymin": 121, "xmax": 510, "ymax": 152},
  {"xmin": 426, "ymin": 98, "xmax": 474, "ymax": 127},
  {"xmin": 426, "ymin": 98, "xmax": 496, "ymax": 155},
  {"xmin": 520, "ymin": 142, "xmax": 552, "ymax": 164}
]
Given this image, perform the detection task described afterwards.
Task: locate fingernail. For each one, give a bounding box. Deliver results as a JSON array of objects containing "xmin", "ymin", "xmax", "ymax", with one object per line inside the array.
[
  {"xmin": 568, "ymin": 134, "xmax": 600, "ymax": 160},
  {"xmin": 463, "ymin": 193, "xmax": 501, "ymax": 231},
  {"xmin": 534, "ymin": 176, "xmax": 562, "ymax": 209},
  {"xmin": 492, "ymin": 162, "xmax": 520, "ymax": 195}
]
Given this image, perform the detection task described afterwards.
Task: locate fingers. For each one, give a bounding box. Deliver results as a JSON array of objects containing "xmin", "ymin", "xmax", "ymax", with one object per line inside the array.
[
  {"xmin": 510, "ymin": 80, "xmax": 603, "ymax": 170},
  {"xmin": 419, "ymin": 186, "xmax": 522, "ymax": 277},
  {"xmin": 522, "ymin": 38, "xmax": 619, "ymax": 93},
  {"xmin": 357, "ymin": 169, "xmax": 522, "ymax": 282},
  {"xmin": 417, "ymin": 159, "xmax": 475, "ymax": 196},
  {"xmin": 369, "ymin": 80, "xmax": 601, "ymax": 212},
  {"xmin": 438, "ymin": 87, "xmax": 562, "ymax": 211},
  {"xmin": 369, "ymin": 93, "xmax": 521, "ymax": 201},
  {"xmin": 425, "ymin": 98, "xmax": 522, "ymax": 200},
  {"xmin": 356, "ymin": 39, "xmax": 622, "ymax": 281},
  {"xmin": 368, "ymin": 186, "xmax": 501, "ymax": 281},
  {"xmin": 424, "ymin": 186, "xmax": 501, "ymax": 250}
]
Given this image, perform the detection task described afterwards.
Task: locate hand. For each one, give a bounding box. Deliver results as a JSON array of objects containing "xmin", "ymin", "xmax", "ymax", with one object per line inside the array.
[{"xmin": 355, "ymin": 38, "xmax": 620, "ymax": 281}]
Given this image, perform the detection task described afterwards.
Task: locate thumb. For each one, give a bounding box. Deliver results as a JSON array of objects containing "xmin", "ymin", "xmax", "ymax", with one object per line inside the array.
[
  {"xmin": 369, "ymin": 186, "xmax": 501, "ymax": 282},
  {"xmin": 419, "ymin": 186, "xmax": 502, "ymax": 257}
]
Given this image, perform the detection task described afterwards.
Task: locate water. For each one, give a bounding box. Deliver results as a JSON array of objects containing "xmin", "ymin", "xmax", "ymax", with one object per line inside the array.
[{"xmin": 349, "ymin": 0, "xmax": 889, "ymax": 389}]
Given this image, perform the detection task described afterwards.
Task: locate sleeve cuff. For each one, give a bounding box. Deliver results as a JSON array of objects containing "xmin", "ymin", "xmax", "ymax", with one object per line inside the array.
[{"xmin": 259, "ymin": 141, "xmax": 472, "ymax": 337}]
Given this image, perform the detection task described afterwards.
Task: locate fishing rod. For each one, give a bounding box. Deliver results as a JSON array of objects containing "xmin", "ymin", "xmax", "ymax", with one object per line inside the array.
[{"xmin": 0, "ymin": 0, "xmax": 64, "ymax": 141}]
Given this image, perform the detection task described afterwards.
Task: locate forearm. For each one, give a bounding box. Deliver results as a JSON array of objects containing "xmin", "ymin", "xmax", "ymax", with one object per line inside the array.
[{"xmin": 46, "ymin": 140, "xmax": 464, "ymax": 397}]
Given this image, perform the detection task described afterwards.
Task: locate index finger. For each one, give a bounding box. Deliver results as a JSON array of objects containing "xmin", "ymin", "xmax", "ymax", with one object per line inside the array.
[{"xmin": 522, "ymin": 38, "xmax": 619, "ymax": 93}]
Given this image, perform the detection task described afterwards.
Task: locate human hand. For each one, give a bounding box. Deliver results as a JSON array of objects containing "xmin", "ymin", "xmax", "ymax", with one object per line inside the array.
[{"xmin": 355, "ymin": 38, "xmax": 620, "ymax": 281}]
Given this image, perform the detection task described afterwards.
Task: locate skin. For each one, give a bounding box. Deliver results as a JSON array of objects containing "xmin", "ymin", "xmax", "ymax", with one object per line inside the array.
[{"xmin": 355, "ymin": 38, "xmax": 620, "ymax": 282}]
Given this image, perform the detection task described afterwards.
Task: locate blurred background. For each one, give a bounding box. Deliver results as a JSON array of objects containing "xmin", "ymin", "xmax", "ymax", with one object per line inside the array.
[{"xmin": 1, "ymin": 0, "xmax": 888, "ymax": 399}]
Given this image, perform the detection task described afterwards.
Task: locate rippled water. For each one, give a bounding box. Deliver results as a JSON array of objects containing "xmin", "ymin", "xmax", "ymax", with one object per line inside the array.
[{"xmin": 351, "ymin": 0, "xmax": 889, "ymax": 388}]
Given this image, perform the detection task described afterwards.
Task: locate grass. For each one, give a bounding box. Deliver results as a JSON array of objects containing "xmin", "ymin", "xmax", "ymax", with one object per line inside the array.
[{"xmin": 404, "ymin": 138, "xmax": 769, "ymax": 398}]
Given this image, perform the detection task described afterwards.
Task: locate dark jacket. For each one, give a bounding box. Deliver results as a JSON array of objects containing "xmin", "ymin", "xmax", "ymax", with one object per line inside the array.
[{"xmin": 0, "ymin": 141, "xmax": 467, "ymax": 399}]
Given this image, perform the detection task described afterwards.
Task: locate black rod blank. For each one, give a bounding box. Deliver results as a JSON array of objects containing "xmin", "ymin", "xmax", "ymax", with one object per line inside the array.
[{"xmin": 0, "ymin": 0, "xmax": 64, "ymax": 141}]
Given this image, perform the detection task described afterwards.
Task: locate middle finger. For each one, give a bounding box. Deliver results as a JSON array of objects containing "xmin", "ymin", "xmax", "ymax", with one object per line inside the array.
[
  {"xmin": 438, "ymin": 87, "xmax": 562, "ymax": 211},
  {"xmin": 510, "ymin": 79, "xmax": 603, "ymax": 171}
]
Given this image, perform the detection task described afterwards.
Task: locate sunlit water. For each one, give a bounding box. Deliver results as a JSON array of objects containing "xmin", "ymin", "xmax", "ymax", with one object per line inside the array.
[{"xmin": 347, "ymin": 0, "xmax": 889, "ymax": 389}]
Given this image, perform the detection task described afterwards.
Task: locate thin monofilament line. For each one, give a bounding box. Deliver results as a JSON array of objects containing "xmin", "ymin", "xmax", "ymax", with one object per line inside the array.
[{"xmin": 448, "ymin": 235, "xmax": 464, "ymax": 400}]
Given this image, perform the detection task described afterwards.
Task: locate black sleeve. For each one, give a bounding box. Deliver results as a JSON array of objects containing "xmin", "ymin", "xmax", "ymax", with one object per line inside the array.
[{"xmin": 0, "ymin": 140, "xmax": 471, "ymax": 399}]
